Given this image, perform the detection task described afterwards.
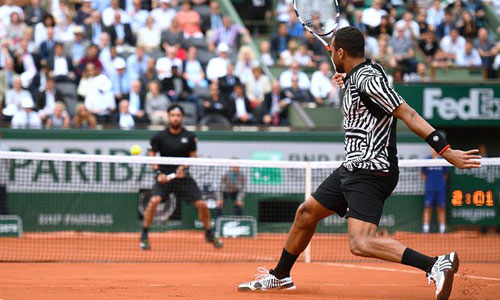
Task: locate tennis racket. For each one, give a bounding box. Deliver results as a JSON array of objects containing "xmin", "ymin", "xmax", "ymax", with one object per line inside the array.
[{"xmin": 293, "ymin": 0, "xmax": 340, "ymax": 73}]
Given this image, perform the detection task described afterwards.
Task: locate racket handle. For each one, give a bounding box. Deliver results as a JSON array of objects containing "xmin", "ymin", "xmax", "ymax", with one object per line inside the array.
[{"xmin": 166, "ymin": 173, "xmax": 176, "ymax": 180}]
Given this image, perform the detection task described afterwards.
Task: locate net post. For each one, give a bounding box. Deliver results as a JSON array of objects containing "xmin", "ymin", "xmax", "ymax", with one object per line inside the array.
[{"xmin": 304, "ymin": 161, "xmax": 312, "ymax": 263}]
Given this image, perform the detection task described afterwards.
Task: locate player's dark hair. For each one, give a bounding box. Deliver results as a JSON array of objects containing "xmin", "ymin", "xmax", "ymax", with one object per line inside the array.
[
  {"xmin": 333, "ymin": 26, "xmax": 365, "ymax": 58},
  {"xmin": 167, "ymin": 104, "xmax": 184, "ymax": 115}
]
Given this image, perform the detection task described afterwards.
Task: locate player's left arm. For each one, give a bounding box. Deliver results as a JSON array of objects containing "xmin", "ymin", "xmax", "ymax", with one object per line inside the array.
[{"xmin": 392, "ymin": 103, "xmax": 481, "ymax": 169}]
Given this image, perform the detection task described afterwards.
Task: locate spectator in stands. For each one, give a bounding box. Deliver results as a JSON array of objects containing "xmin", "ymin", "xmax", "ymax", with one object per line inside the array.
[
  {"xmin": 156, "ymin": 46, "xmax": 183, "ymax": 82},
  {"xmin": 36, "ymin": 77, "xmax": 63, "ymax": 122},
  {"xmin": 140, "ymin": 57, "xmax": 159, "ymax": 94},
  {"xmin": 113, "ymin": 99, "xmax": 136, "ymax": 129},
  {"xmin": 404, "ymin": 62, "xmax": 430, "ymax": 82},
  {"xmin": 294, "ymin": 44, "xmax": 315, "ymax": 68},
  {"xmin": 389, "ymin": 24, "xmax": 416, "ymax": 72},
  {"xmin": 110, "ymin": 57, "xmax": 132, "ymax": 102},
  {"xmin": 52, "ymin": 0, "xmax": 71, "ymax": 26},
  {"xmin": 65, "ymin": 26, "xmax": 89, "ymax": 67},
  {"xmin": 246, "ymin": 0, "xmax": 271, "ymax": 34},
  {"xmin": 364, "ymin": 31, "xmax": 379, "ymax": 58},
  {"xmin": 235, "ymin": 46, "xmax": 258, "ymax": 84},
  {"xmin": 275, "ymin": 0, "xmax": 292, "ymax": 23},
  {"xmin": 98, "ymin": 32, "xmax": 115, "ymax": 75},
  {"xmin": 302, "ymin": 30, "xmax": 324, "ymax": 62},
  {"xmin": 102, "ymin": 0, "xmax": 127, "ymax": 27},
  {"xmin": 48, "ymin": 43, "xmax": 76, "ymax": 83},
  {"xmin": 474, "ymin": 28, "xmax": 496, "ymax": 76},
  {"xmin": 287, "ymin": 10, "xmax": 303, "ymax": 38},
  {"xmin": 77, "ymin": 44, "xmax": 103, "ymax": 78},
  {"xmin": 206, "ymin": 42, "xmax": 230, "ymax": 82},
  {"xmin": 210, "ymin": 15, "xmax": 248, "ymax": 53},
  {"xmin": 84, "ymin": 73, "xmax": 116, "ymax": 123},
  {"xmin": 184, "ymin": 46, "xmax": 208, "ymax": 88},
  {"xmin": 163, "ymin": 65, "xmax": 196, "ymax": 105},
  {"xmin": 11, "ymin": 97, "xmax": 41, "ymax": 129},
  {"xmin": 352, "ymin": 10, "xmax": 367, "ymax": 33},
  {"xmin": 279, "ymin": 39, "xmax": 298, "ymax": 67},
  {"xmin": 375, "ymin": 37, "xmax": 396, "ymax": 68},
  {"xmin": 39, "ymin": 26, "xmax": 56, "ymax": 63},
  {"xmin": 418, "ymin": 30, "xmax": 439, "ymax": 62},
  {"xmin": 14, "ymin": 39, "xmax": 39, "ymax": 88},
  {"xmin": 216, "ymin": 164, "xmax": 246, "ymax": 218},
  {"xmin": 270, "ymin": 22, "xmax": 291, "ymax": 60},
  {"xmin": 127, "ymin": 0, "xmax": 149, "ymax": 33},
  {"xmin": 284, "ymin": 75, "xmax": 312, "ymax": 104},
  {"xmin": 24, "ymin": 0, "xmax": 46, "ymax": 26},
  {"xmin": 161, "ymin": 17, "xmax": 184, "ymax": 50},
  {"xmin": 466, "ymin": 0, "xmax": 487, "ymax": 28},
  {"xmin": 137, "ymin": 16, "xmax": 161, "ymax": 52},
  {"xmin": 362, "ymin": 0, "xmax": 387, "ymax": 34},
  {"xmin": 279, "ymin": 61, "xmax": 310, "ymax": 90},
  {"xmin": 310, "ymin": 61, "xmax": 339, "ymax": 106},
  {"xmin": 91, "ymin": 0, "xmax": 109, "ymax": 19},
  {"xmin": 218, "ymin": 62, "xmax": 240, "ymax": 99},
  {"xmin": 176, "ymin": 0, "xmax": 203, "ymax": 39},
  {"xmin": 124, "ymin": 79, "xmax": 148, "ymax": 124},
  {"xmin": 34, "ymin": 14, "xmax": 55, "ymax": 48},
  {"xmin": 107, "ymin": 11, "xmax": 135, "ymax": 48},
  {"xmin": 416, "ymin": 9, "xmax": 429, "ymax": 36},
  {"xmin": 458, "ymin": 11, "xmax": 478, "ymax": 40},
  {"xmin": 394, "ymin": 12, "xmax": 420, "ymax": 40},
  {"xmin": 127, "ymin": 45, "xmax": 149, "ymax": 80},
  {"xmin": 54, "ymin": 12, "xmax": 77, "ymax": 44},
  {"xmin": 245, "ymin": 66, "xmax": 271, "ymax": 115},
  {"xmin": 426, "ymin": 0, "xmax": 444, "ymax": 30},
  {"xmin": 28, "ymin": 63, "xmax": 49, "ymax": 98},
  {"xmin": 0, "ymin": 40, "xmax": 12, "ymax": 68},
  {"xmin": 260, "ymin": 40, "xmax": 274, "ymax": 67},
  {"xmin": 435, "ymin": 10, "xmax": 453, "ymax": 39},
  {"xmin": 19, "ymin": 27, "xmax": 35, "ymax": 54},
  {"xmin": 0, "ymin": 0, "xmax": 23, "ymax": 26},
  {"xmin": 449, "ymin": 0, "xmax": 466, "ymax": 25},
  {"xmin": 85, "ymin": 11, "xmax": 105, "ymax": 45},
  {"xmin": 202, "ymin": 82, "xmax": 231, "ymax": 120},
  {"xmin": 376, "ymin": 15, "xmax": 393, "ymax": 36},
  {"xmin": 73, "ymin": 103, "xmax": 97, "ymax": 129},
  {"xmin": 45, "ymin": 101, "xmax": 70, "ymax": 129},
  {"xmin": 455, "ymin": 40, "xmax": 482, "ymax": 67},
  {"xmin": 77, "ymin": 62, "xmax": 97, "ymax": 100},
  {"xmin": 431, "ymin": 48, "xmax": 453, "ymax": 69},
  {"xmin": 3, "ymin": 76, "xmax": 32, "ymax": 122},
  {"xmin": 229, "ymin": 83, "xmax": 253, "ymax": 124},
  {"xmin": 145, "ymin": 80, "xmax": 170, "ymax": 124},
  {"xmin": 152, "ymin": 0, "xmax": 177, "ymax": 31},
  {"xmin": 262, "ymin": 80, "xmax": 290, "ymax": 126},
  {"xmin": 6, "ymin": 12, "xmax": 26, "ymax": 48},
  {"xmin": 206, "ymin": 0, "xmax": 223, "ymax": 35},
  {"xmin": 0, "ymin": 57, "xmax": 16, "ymax": 93},
  {"xmin": 440, "ymin": 28, "xmax": 466, "ymax": 60},
  {"xmin": 75, "ymin": 0, "xmax": 92, "ymax": 25}
]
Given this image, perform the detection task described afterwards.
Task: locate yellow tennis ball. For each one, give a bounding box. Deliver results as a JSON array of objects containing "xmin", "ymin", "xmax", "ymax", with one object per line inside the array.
[{"xmin": 130, "ymin": 145, "xmax": 142, "ymax": 155}]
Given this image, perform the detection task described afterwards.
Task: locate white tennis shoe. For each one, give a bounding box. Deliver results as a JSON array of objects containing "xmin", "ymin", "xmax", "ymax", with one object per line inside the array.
[
  {"xmin": 238, "ymin": 267, "xmax": 296, "ymax": 291},
  {"xmin": 427, "ymin": 252, "xmax": 459, "ymax": 300}
]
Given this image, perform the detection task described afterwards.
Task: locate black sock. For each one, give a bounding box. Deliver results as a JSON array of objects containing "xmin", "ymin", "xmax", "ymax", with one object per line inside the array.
[
  {"xmin": 141, "ymin": 227, "xmax": 149, "ymax": 239},
  {"xmin": 234, "ymin": 205, "xmax": 242, "ymax": 216},
  {"xmin": 401, "ymin": 248, "xmax": 437, "ymax": 273},
  {"xmin": 272, "ymin": 248, "xmax": 299, "ymax": 279},
  {"xmin": 205, "ymin": 228, "xmax": 213, "ymax": 238}
]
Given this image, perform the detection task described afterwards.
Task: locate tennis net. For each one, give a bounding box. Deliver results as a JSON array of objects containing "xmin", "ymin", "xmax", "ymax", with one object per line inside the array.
[{"xmin": 0, "ymin": 151, "xmax": 499, "ymax": 263}]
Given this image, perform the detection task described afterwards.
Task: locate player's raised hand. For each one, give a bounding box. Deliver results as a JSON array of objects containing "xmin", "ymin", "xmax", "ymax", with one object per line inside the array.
[
  {"xmin": 441, "ymin": 148, "xmax": 481, "ymax": 169},
  {"xmin": 157, "ymin": 173, "xmax": 169, "ymax": 184},
  {"xmin": 332, "ymin": 73, "xmax": 346, "ymax": 88}
]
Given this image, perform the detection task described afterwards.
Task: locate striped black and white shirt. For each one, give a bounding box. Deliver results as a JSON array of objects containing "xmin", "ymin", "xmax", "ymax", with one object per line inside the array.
[{"xmin": 342, "ymin": 59, "xmax": 405, "ymax": 172}]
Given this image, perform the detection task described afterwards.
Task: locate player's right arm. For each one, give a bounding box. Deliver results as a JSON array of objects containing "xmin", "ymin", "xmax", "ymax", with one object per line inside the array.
[{"xmin": 150, "ymin": 134, "xmax": 171, "ymax": 184}]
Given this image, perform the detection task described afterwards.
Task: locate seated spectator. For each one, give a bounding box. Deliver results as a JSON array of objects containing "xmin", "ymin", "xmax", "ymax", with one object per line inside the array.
[
  {"xmin": 376, "ymin": 15, "xmax": 393, "ymax": 36},
  {"xmin": 85, "ymin": 11, "xmax": 104, "ymax": 45},
  {"xmin": 375, "ymin": 37, "xmax": 396, "ymax": 68},
  {"xmin": 24, "ymin": 0, "xmax": 47, "ymax": 27},
  {"xmin": 84, "ymin": 74, "xmax": 116, "ymax": 123},
  {"xmin": 456, "ymin": 40, "xmax": 482, "ymax": 67},
  {"xmin": 283, "ymin": 75, "xmax": 313, "ymax": 103},
  {"xmin": 106, "ymin": 11, "xmax": 135, "ymax": 47},
  {"xmin": 302, "ymin": 30, "xmax": 324, "ymax": 62},
  {"xmin": 102, "ymin": 0, "xmax": 127, "ymax": 27},
  {"xmin": 270, "ymin": 22, "xmax": 291, "ymax": 60},
  {"xmin": 156, "ymin": 46, "xmax": 182, "ymax": 81},
  {"xmin": 36, "ymin": 77, "xmax": 63, "ymax": 122},
  {"xmin": 184, "ymin": 47, "xmax": 208, "ymax": 88},
  {"xmin": 65, "ymin": 26, "xmax": 89, "ymax": 67},
  {"xmin": 218, "ymin": 62, "xmax": 240, "ymax": 99},
  {"xmin": 364, "ymin": 31, "xmax": 379, "ymax": 58},
  {"xmin": 449, "ymin": 0, "xmax": 466, "ymax": 25},
  {"xmin": 416, "ymin": 10, "xmax": 429, "ymax": 36},
  {"xmin": 474, "ymin": 27, "xmax": 495, "ymax": 74},
  {"xmin": 206, "ymin": 43, "xmax": 231, "ymax": 81},
  {"xmin": 163, "ymin": 65, "xmax": 197, "ymax": 105},
  {"xmin": 352, "ymin": 10, "xmax": 367, "ymax": 33},
  {"xmin": 235, "ymin": 46, "xmax": 259, "ymax": 84},
  {"xmin": 435, "ymin": 11, "xmax": 453, "ymax": 39},
  {"xmin": 287, "ymin": 10, "xmax": 303, "ymax": 38},
  {"xmin": 404, "ymin": 62, "xmax": 431, "ymax": 82},
  {"xmin": 275, "ymin": 0, "xmax": 292, "ymax": 23},
  {"xmin": 245, "ymin": 66, "xmax": 271, "ymax": 112},
  {"xmin": 0, "ymin": 40, "xmax": 12, "ymax": 68},
  {"xmin": 389, "ymin": 24, "xmax": 416, "ymax": 72},
  {"xmin": 177, "ymin": 0, "xmax": 203, "ymax": 39},
  {"xmin": 3, "ymin": 75, "xmax": 32, "ymax": 121},
  {"xmin": 75, "ymin": 0, "xmax": 92, "ymax": 25},
  {"xmin": 260, "ymin": 40, "xmax": 274, "ymax": 66},
  {"xmin": 215, "ymin": 164, "xmax": 246, "ymax": 218},
  {"xmin": 98, "ymin": 32, "xmax": 114, "ymax": 75},
  {"xmin": 210, "ymin": 15, "xmax": 248, "ymax": 53},
  {"xmin": 466, "ymin": 0, "xmax": 487, "ymax": 28},
  {"xmin": 230, "ymin": 83, "xmax": 253, "ymax": 124},
  {"xmin": 310, "ymin": 61, "xmax": 339, "ymax": 106},
  {"xmin": 39, "ymin": 26, "xmax": 57, "ymax": 62},
  {"xmin": 394, "ymin": 12, "xmax": 420, "ymax": 40},
  {"xmin": 45, "ymin": 101, "xmax": 70, "ymax": 129},
  {"xmin": 127, "ymin": 45, "xmax": 150, "ymax": 79},
  {"xmin": 279, "ymin": 61, "xmax": 310, "ymax": 90},
  {"xmin": 137, "ymin": 16, "xmax": 161, "ymax": 52},
  {"xmin": 431, "ymin": 49, "xmax": 452, "ymax": 69},
  {"xmin": 440, "ymin": 28, "xmax": 466, "ymax": 60},
  {"xmin": 458, "ymin": 11, "xmax": 478, "ymax": 40},
  {"xmin": 161, "ymin": 17, "xmax": 184, "ymax": 50},
  {"xmin": 127, "ymin": 0, "xmax": 149, "ymax": 33},
  {"xmin": 54, "ymin": 12, "xmax": 77, "ymax": 44},
  {"xmin": 14, "ymin": 38, "xmax": 40, "ymax": 86},
  {"xmin": 0, "ymin": 57, "xmax": 17, "ymax": 93},
  {"xmin": 77, "ymin": 62, "xmax": 98, "ymax": 100},
  {"xmin": 34, "ymin": 14, "xmax": 55, "ymax": 49},
  {"xmin": 205, "ymin": 0, "xmax": 223, "ymax": 35},
  {"xmin": 419, "ymin": 30, "xmax": 439, "ymax": 62},
  {"xmin": 140, "ymin": 57, "xmax": 159, "ymax": 94},
  {"xmin": 246, "ymin": 0, "xmax": 271, "ymax": 34},
  {"xmin": 278, "ymin": 39, "xmax": 298, "ymax": 67},
  {"xmin": 493, "ymin": 43, "xmax": 500, "ymax": 73},
  {"xmin": 28, "ymin": 63, "xmax": 49, "ymax": 97},
  {"xmin": 202, "ymin": 82, "xmax": 231, "ymax": 120},
  {"xmin": 110, "ymin": 57, "xmax": 132, "ymax": 102},
  {"xmin": 6, "ymin": 12, "xmax": 26, "ymax": 48},
  {"xmin": 11, "ymin": 97, "xmax": 41, "ymax": 129},
  {"xmin": 73, "ymin": 103, "xmax": 97, "ymax": 129},
  {"xmin": 145, "ymin": 80, "xmax": 170, "ymax": 124},
  {"xmin": 262, "ymin": 80, "xmax": 290, "ymax": 126},
  {"xmin": 426, "ymin": 0, "xmax": 444, "ymax": 30},
  {"xmin": 113, "ymin": 99, "xmax": 136, "ymax": 129},
  {"xmin": 0, "ymin": 0, "xmax": 24, "ymax": 26},
  {"xmin": 48, "ymin": 43, "xmax": 76, "ymax": 82},
  {"xmin": 78, "ymin": 44, "xmax": 103, "ymax": 77},
  {"xmin": 362, "ymin": 0, "xmax": 387, "ymax": 34},
  {"xmin": 124, "ymin": 79, "xmax": 148, "ymax": 123},
  {"xmin": 151, "ymin": 0, "xmax": 177, "ymax": 31}
]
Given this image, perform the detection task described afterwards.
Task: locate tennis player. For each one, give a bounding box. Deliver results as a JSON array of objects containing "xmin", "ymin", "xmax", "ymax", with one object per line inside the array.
[
  {"xmin": 140, "ymin": 104, "xmax": 223, "ymax": 250},
  {"xmin": 238, "ymin": 27, "xmax": 480, "ymax": 300}
]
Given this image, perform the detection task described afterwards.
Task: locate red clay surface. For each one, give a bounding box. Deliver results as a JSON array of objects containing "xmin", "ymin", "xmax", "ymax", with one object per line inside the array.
[{"xmin": 1, "ymin": 262, "xmax": 499, "ymax": 299}]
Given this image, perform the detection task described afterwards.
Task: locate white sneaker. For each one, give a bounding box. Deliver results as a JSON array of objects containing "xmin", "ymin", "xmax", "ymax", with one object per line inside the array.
[
  {"xmin": 238, "ymin": 267, "xmax": 296, "ymax": 291},
  {"xmin": 427, "ymin": 252, "xmax": 459, "ymax": 300}
]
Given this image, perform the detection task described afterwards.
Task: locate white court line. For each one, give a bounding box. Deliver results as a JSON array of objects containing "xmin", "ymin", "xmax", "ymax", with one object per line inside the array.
[{"xmin": 318, "ymin": 262, "xmax": 500, "ymax": 282}]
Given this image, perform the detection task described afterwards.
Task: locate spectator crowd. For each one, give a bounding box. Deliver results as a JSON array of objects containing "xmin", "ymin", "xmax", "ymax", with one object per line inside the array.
[{"xmin": 0, "ymin": 0, "xmax": 498, "ymax": 129}]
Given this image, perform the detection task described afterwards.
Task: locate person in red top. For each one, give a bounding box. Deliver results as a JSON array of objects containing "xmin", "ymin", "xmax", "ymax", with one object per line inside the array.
[
  {"xmin": 76, "ymin": 44, "xmax": 103, "ymax": 77},
  {"xmin": 176, "ymin": 0, "xmax": 203, "ymax": 39}
]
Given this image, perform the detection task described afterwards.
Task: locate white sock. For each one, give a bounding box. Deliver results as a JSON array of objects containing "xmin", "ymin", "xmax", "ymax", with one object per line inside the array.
[
  {"xmin": 422, "ymin": 223, "xmax": 430, "ymax": 233},
  {"xmin": 439, "ymin": 224, "xmax": 446, "ymax": 234}
]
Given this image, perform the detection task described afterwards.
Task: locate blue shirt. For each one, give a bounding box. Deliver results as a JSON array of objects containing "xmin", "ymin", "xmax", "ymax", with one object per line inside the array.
[
  {"xmin": 111, "ymin": 71, "xmax": 132, "ymax": 95},
  {"xmin": 127, "ymin": 53, "xmax": 150, "ymax": 79},
  {"xmin": 422, "ymin": 160, "xmax": 448, "ymax": 192},
  {"xmin": 287, "ymin": 22, "xmax": 303, "ymax": 38}
]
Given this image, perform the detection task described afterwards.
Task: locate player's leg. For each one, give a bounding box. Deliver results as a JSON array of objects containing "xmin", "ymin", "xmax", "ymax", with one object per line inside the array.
[
  {"xmin": 140, "ymin": 195, "xmax": 162, "ymax": 250},
  {"xmin": 437, "ymin": 191, "xmax": 447, "ymax": 233},
  {"xmin": 422, "ymin": 190, "xmax": 434, "ymax": 233}
]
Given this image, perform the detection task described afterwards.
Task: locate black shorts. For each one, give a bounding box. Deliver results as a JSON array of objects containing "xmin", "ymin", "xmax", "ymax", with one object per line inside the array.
[
  {"xmin": 152, "ymin": 177, "xmax": 202, "ymax": 204},
  {"xmin": 311, "ymin": 165, "xmax": 399, "ymax": 225}
]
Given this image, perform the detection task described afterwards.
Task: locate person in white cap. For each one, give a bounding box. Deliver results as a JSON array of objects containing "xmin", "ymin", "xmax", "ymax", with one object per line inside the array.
[
  {"xmin": 110, "ymin": 56, "xmax": 132, "ymax": 101},
  {"xmin": 206, "ymin": 42, "xmax": 231, "ymax": 81},
  {"xmin": 65, "ymin": 25, "xmax": 90, "ymax": 66},
  {"xmin": 151, "ymin": 0, "xmax": 177, "ymax": 30},
  {"xmin": 11, "ymin": 97, "xmax": 42, "ymax": 129}
]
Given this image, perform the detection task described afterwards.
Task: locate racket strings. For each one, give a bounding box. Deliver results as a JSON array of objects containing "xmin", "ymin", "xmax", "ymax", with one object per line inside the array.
[{"xmin": 295, "ymin": 0, "xmax": 339, "ymax": 35}]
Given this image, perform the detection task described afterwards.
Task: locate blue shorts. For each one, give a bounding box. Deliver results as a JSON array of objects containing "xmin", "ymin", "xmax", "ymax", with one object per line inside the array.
[{"xmin": 424, "ymin": 190, "xmax": 446, "ymax": 208}]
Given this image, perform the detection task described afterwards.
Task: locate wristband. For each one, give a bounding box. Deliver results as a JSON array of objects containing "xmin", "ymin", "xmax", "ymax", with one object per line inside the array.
[{"xmin": 425, "ymin": 131, "xmax": 450, "ymax": 155}]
